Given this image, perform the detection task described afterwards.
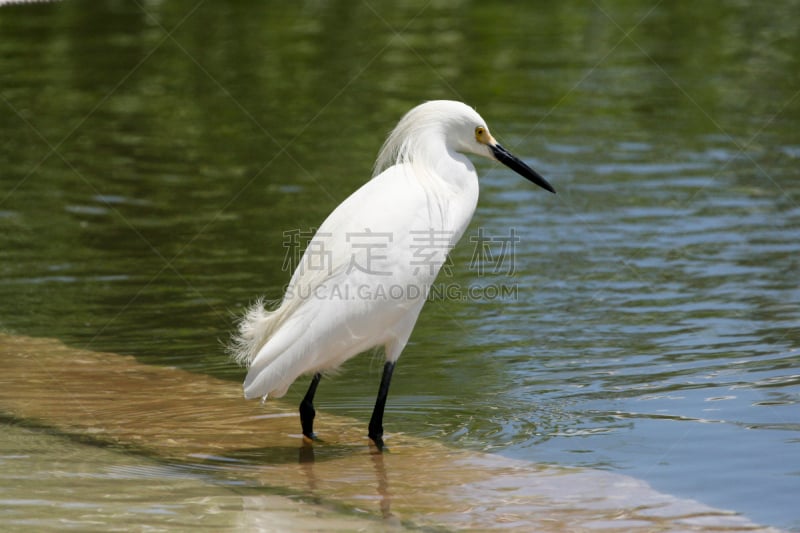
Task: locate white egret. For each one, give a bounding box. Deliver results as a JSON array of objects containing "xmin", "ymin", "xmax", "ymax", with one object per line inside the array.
[{"xmin": 230, "ymin": 100, "xmax": 555, "ymax": 450}]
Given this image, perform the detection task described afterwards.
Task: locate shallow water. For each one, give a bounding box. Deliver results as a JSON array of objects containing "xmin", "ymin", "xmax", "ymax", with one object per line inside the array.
[
  {"xmin": 0, "ymin": 334, "xmax": 779, "ymax": 531},
  {"xmin": 1, "ymin": 0, "xmax": 799, "ymax": 530},
  {"xmin": 0, "ymin": 425, "xmax": 398, "ymax": 532}
]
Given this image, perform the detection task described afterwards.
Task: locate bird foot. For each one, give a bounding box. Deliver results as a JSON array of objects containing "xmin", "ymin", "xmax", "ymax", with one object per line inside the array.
[
  {"xmin": 299, "ymin": 400, "xmax": 316, "ymax": 442},
  {"xmin": 302, "ymin": 432, "xmax": 323, "ymax": 445},
  {"xmin": 369, "ymin": 434, "xmax": 388, "ymax": 452}
]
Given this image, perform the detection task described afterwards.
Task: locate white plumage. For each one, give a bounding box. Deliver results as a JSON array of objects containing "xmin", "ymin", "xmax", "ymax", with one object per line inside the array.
[{"xmin": 230, "ymin": 100, "xmax": 554, "ymax": 448}]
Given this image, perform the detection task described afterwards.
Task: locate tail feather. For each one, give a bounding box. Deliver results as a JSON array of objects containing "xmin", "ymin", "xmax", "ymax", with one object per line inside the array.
[
  {"xmin": 242, "ymin": 319, "xmax": 308, "ymax": 399},
  {"xmin": 229, "ymin": 297, "xmax": 312, "ymax": 400},
  {"xmin": 243, "ymin": 349, "xmax": 298, "ymax": 400},
  {"xmin": 228, "ymin": 298, "xmax": 283, "ymax": 367}
]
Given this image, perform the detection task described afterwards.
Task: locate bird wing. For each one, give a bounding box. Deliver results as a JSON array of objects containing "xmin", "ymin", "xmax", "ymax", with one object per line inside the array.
[{"xmin": 243, "ymin": 164, "xmax": 459, "ymax": 399}]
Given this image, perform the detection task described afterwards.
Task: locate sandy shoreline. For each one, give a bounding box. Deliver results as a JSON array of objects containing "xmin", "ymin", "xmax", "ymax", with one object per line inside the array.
[{"xmin": 0, "ymin": 334, "xmax": 777, "ymax": 531}]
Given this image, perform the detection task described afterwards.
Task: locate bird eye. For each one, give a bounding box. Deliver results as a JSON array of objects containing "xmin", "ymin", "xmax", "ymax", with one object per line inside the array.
[{"xmin": 475, "ymin": 126, "xmax": 486, "ymax": 142}]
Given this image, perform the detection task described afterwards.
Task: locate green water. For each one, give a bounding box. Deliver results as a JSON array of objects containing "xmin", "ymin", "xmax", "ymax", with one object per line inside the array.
[{"xmin": 1, "ymin": 0, "xmax": 799, "ymax": 530}]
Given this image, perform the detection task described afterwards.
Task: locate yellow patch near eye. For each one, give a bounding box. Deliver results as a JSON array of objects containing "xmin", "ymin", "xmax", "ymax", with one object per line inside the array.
[{"xmin": 475, "ymin": 126, "xmax": 488, "ymax": 144}]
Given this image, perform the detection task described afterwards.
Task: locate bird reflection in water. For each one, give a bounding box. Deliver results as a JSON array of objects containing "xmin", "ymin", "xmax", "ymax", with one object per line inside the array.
[{"xmin": 298, "ymin": 443, "xmax": 393, "ymax": 519}]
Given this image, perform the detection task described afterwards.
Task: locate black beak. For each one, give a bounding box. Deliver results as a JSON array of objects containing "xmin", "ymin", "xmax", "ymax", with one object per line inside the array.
[{"xmin": 490, "ymin": 143, "xmax": 555, "ymax": 194}]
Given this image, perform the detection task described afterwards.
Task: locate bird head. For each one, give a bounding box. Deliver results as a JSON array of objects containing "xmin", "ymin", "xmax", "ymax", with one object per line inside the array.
[{"xmin": 375, "ymin": 100, "xmax": 555, "ymax": 194}]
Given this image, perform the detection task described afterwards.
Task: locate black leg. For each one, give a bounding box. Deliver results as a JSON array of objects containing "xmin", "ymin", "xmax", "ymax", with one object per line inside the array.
[
  {"xmin": 299, "ymin": 373, "xmax": 322, "ymax": 441},
  {"xmin": 368, "ymin": 361, "xmax": 396, "ymax": 451}
]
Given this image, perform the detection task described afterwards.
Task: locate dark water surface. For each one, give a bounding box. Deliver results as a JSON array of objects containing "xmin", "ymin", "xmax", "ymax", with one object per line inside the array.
[{"xmin": 1, "ymin": 1, "xmax": 799, "ymax": 530}]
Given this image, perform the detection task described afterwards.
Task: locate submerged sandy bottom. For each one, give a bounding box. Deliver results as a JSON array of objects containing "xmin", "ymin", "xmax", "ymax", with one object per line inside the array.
[{"xmin": 0, "ymin": 334, "xmax": 777, "ymax": 531}]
